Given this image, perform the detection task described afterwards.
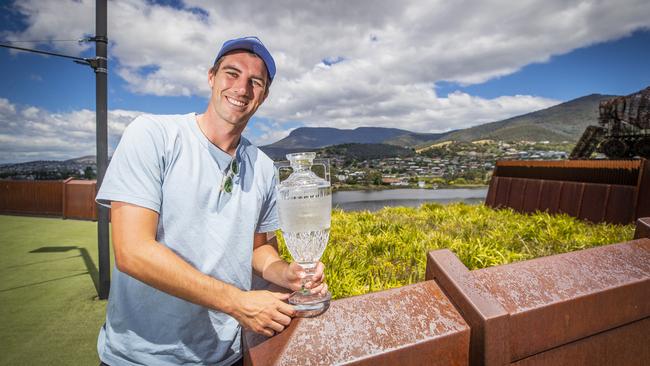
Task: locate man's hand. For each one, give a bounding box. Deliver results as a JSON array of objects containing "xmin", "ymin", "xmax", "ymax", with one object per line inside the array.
[
  {"xmin": 283, "ymin": 261, "xmax": 329, "ymax": 296},
  {"xmin": 230, "ymin": 290, "xmax": 296, "ymax": 337},
  {"xmin": 253, "ymin": 232, "xmax": 329, "ymax": 296}
]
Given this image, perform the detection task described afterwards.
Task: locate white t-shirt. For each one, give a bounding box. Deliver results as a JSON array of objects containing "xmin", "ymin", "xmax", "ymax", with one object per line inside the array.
[{"xmin": 96, "ymin": 113, "xmax": 279, "ymax": 366}]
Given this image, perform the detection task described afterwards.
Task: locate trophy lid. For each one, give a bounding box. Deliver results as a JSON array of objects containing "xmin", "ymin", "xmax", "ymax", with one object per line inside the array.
[{"xmin": 279, "ymin": 152, "xmax": 330, "ymax": 191}]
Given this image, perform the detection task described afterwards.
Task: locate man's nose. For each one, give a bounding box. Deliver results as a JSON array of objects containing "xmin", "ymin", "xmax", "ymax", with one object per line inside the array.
[{"xmin": 232, "ymin": 77, "xmax": 252, "ymax": 96}]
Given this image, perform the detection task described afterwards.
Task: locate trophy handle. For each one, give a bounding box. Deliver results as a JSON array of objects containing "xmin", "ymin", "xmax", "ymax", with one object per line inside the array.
[
  {"xmin": 274, "ymin": 160, "xmax": 292, "ymax": 185},
  {"xmin": 274, "ymin": 156, "xmax": 330, "ymax": 184},
  {"xmin": 312, "ymin": 159, "xmax": 330, "ymax": 183}
]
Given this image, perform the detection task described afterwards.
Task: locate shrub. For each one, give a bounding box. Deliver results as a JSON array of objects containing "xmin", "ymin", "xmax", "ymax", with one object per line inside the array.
[{"xmin": 277, "ymin": 203, "xmax": 634, "ymax": 299}]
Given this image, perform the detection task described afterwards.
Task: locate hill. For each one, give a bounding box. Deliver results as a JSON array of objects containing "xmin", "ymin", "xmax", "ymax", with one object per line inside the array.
[
  {"xmin": 431, "ymin": 94, "xmax": 614, "ymax": 144},
  {"xmin": 261, "ymin": 127, "xmax": 451, "ymax": 159},
  {"xmin": 320, "ymin": 143, "xmax": 414, "ymax": 160},
  {"xmin": 261, "ymin": 92, "xmax": 616, "ymax": 158}
]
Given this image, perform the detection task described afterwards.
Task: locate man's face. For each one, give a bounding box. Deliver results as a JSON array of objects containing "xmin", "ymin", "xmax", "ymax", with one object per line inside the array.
[{"xmin": 208, "ymin": 50, "xmax": 269, "ymax": 128}]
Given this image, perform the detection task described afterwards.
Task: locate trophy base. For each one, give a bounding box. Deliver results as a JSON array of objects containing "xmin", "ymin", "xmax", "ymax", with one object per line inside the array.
[{"xmin": 288, "ymin": 290, "xmax": 332, "ymax": 318}]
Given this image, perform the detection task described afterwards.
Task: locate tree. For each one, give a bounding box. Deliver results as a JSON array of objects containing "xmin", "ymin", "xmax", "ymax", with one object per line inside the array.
[{"xmin": 84, "ymin": 166, "xmax": 96, "ymax": 180}]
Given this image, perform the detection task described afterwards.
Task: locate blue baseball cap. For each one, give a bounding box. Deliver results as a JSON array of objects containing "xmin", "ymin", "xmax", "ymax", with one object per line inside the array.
[{"xmin": 214, "ymin": 36, "xmax": 276, "ymax": 82}]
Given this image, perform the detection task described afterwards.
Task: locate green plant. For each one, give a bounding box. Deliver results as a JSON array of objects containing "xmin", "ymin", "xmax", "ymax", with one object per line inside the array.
[{"xmin": 276, "ymin": 203, "xmax": 634, "ymax": 299}]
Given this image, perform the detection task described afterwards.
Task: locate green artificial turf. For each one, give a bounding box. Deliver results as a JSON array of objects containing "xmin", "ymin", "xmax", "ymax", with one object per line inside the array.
[{"xmin": 0, "ymin": 215, "xmax": 111, "ymax": 366}]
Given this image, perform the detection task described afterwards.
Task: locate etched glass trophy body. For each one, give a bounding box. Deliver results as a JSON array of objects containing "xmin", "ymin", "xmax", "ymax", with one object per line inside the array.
[{"xmin": 275, "ymin": 152, "xmax": 332, "ymax": 317}]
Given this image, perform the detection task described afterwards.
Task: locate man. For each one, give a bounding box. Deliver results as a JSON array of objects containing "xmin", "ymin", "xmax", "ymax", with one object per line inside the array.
[{"xmin": 96, "ymin": 36, "xmax": 327, "ymax": 366}]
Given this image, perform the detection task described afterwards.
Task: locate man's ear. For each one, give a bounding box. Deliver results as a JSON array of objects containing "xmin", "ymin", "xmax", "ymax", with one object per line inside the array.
[{"xmin": 208, "ymin": 70, "xmax": 215, "ymax": 88}]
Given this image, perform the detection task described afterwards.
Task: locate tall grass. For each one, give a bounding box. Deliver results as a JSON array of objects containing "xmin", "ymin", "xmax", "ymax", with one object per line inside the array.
[{"xmin": 277, "ymin": 203, "xmax": 634, "ymax": 299}]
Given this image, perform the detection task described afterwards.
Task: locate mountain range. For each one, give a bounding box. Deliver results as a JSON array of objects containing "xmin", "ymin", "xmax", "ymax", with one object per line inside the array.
[
  {"xmin": 2, "ymin": 92, "xmax": 618, "ymax": 168},
  {"xmin": 260, "ymin": 127, "xmax": 452, "ymax": 159},
  {"xmin": 260, "ymin": 93, "xmax": 615, "ymax": 158}
]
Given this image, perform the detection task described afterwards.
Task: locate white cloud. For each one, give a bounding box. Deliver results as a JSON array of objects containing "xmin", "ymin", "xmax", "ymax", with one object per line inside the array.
[
  {"xmin": 0, "ymin": 98, "xmax": 17, "ymax": 114},
  {"xmin": 3, "ymin": 0, "xmax": 650, "ymax": 150},
  {"xmin": 0, "ymin": 98, "xmax": 143, "ymax": 163}
]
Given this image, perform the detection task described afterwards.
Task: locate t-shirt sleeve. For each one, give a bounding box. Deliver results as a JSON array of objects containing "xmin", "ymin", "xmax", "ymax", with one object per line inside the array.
[
  {"xmin": 256, "ymin": 173, "xmax": 280, "ymax": 233},
  {"xmin": 96, "ymin": 115, "xmax": 165, "ymax": 213}
]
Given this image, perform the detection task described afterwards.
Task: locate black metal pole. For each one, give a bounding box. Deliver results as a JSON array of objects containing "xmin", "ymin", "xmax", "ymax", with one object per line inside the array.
[
  {"xmin": 95, "ymin": 0, "xmax": 110, "ymax": 300},
  {"xmin": 0, "ymin": 43, "xmax": 90, "ymax": 62}
]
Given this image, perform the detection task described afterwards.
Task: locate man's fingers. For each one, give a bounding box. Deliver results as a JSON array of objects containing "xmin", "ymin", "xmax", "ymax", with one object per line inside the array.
[
  {"xmin": 261, "ymin": 328, "xmax": 275, "ymax": 337},
  {"xmin": 267, "ymin": 291, "xmax": 297, "ymax": 316},
  {"xmin": 273, "ymin": 312, "xmax": 292, "ymax": 326},
  {"xmin": 309, "ymin": 282, "xmax": 329, "ymax": 295},
  {"xmin": 272, "ymin": 291, "xmax": 291, "ymax": 301},
  {"xmin": 309, "ymin": 262, "xmax": 325, "ymax": 283},
  {"xmin": 309, "ymin": 282, "xmax": 324, "ymax": 294},
  {"xmin": 277, "ymin": 300, "xmax": 297, "ymax": 317},
  {"xmin": 267, "ymin": 320, "xmax": 285, "ymax": 333},
  {"xmin": 314, "ymin": 262, "xmax": 325, "ymax": 276},
  {"xmin": 317, "ymin": 283, "xmax": 328, "ymax": 296},
  {"xmin": 288, "ymin": 261, "xmax": 306, "ymax": 278}
]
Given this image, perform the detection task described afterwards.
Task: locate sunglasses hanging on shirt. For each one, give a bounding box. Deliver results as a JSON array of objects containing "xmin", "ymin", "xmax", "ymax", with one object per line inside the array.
[{"xmin": 220, "ymin": 159, "xmax": 239, "ymax": 193}]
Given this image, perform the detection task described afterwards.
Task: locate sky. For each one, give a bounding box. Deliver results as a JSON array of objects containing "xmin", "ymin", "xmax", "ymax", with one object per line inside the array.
[{"xmin": 1, "ymin": 0, "xmax": 650, "ymax": 164}]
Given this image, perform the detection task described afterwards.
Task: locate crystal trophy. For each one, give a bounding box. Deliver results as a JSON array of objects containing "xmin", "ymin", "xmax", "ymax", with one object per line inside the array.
[{"xmin": 275, "ymin": 152, "xmax": 332, "ymax": 317}]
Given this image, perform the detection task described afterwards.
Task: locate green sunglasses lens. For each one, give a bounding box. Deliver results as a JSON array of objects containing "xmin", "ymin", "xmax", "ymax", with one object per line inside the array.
[
  {"xmin": 223, "ymin": 176, "xmax": 233, "ymax": 193},
  {"xmin": 231, "ymin": 160, "xmax": 238, "ymax": 175}
]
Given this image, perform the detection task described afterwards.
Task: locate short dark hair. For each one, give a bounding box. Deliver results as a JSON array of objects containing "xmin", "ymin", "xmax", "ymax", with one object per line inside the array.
[{"xmin": 210, "ymin": 51, "xmax": 271, "ymax": 93}]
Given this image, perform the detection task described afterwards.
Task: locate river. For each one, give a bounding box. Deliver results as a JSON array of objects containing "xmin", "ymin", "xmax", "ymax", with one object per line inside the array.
[{"xmin": 332, "ymin": 188, "xmax": 488, "ymax": 212}]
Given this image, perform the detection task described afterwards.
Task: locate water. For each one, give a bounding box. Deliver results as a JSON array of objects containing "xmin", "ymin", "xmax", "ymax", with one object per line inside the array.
[
  {"xmin": 332, "ymin": 188, "xmax": 488, "ymax": 212},
  {"xmin": 282, "ymin": 228, "xmax": 330, "ymax": 267}
]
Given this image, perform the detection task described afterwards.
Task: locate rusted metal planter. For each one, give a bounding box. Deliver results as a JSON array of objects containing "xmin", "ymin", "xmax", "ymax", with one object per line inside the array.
[
  {"xmin": 485, "ymin": 159, "xmax": 650, "ymax": 224},
  {"xmin": 634, "ymin": 217, "xmax": 650, "ymax": 239},
  {"xmin": 244, "ymin": 281, "xmax": 470, "ymax": 366},
  {"xmin": 426, "ymin": 232, "xmax": 650, "ymax": 365}
]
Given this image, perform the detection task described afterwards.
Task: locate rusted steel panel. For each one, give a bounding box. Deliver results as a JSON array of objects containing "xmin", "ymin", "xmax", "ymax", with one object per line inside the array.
[
  {"xmin": 485, "ymin": 176, "xmax": 499, "ymax": 207},
  {"xmin": 495, "ymin": 159, "xmax": 642, "ymax": 171},
  {"xmin": 635, "ymin": 159, "xmax": 650, "ymax": 219},
  {"xmin": 578, "ymin": 184, "xmax": 608, "ymax": 222},
  {"xmin": 0, "ymin": 179, "xmax": 63, "ymax": 216},
  {"xmin": 604, "ymin": 185, "xmax": 636, "ymax": 224},
  {"xmin": 487, "ymin": 159, "xmax": 647, "ymax": 224},
  {"xmin": 505, "ymin": 179, "xmax": 527, "ymax": 212},
  {"xmin": 493, "ymin": 177, "xmax": 512, "ymax": 209},
  {"xmin": 557, "ymin": 182, "xmax": 582, "ymax": 217},
  {"xmin": 521, "ymin": 179, "xmax": 542, "ymax": 213},
  {"xmin": 634, "ymin": 217, "xmax": 650, "ymax": 239},
  {"xmin": 426, "ymin": 250, "xmax": 510, "ymax": 366},
  {"xmin": 537, "ymin": 180, "xmax": 562, "ymax": 214},
  {"xmin": 511, "ymin": 317, "xmax": 650, "ymax": 366},
  {"xmin": 493, "ymin": 164, "xmax": 639, "ymax": 185},
  {"xmin": 427, "ymin": 239, "xmax": 650, "ymax": 365},
  {"xmin": 244, "ymin": 281, "xmax": 470, "ymax": 366},
  {"xmin": 63, "ymin": 180, "xmax": 98, "ymax": 220},
  {"xmin": 470, "ymin": 239, "xmax": 650, "ymax": 361}
]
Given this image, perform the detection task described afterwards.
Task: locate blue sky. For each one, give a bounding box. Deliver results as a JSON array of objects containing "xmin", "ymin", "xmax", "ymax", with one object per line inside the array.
[
  {"xmin": 1, "ymin": 0, "xmax": 649, "ymax": 163},
  {"xmin": 436, "ymin": 30, "xmax": 650, "ymax": 100}
]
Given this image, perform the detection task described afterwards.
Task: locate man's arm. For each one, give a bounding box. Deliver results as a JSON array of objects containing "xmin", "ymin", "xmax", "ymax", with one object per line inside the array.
[{"xmin": 111, "ymin": 201, "xmax": 295, "ymax": 337}]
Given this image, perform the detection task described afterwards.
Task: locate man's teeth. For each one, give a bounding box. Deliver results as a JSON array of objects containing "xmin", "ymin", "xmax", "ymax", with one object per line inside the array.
[{"xmin": 227, "ymin": 97, "xmax": 246, "ymax": 107}]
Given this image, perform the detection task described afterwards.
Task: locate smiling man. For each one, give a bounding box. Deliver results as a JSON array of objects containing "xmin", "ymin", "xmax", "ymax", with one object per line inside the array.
[{"xmin": 95, "ymin": 36, "xmax": 327, "ymax": 366}]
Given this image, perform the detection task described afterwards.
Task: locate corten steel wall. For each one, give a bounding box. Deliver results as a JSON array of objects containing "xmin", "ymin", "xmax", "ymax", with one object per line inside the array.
[
  {"xmin": 485, "ymin": 159, "xmax": 650, "ymax": 224},
  {"xmin": 245, "ymin": 223, "xmax": 650, "ymax": 366},
  {"xmin": 426, "ymin": 225, "xmax": 650, "ymax": 366},
  {"xmin": 244, "ymin": 280, "xmax": 470, "ymax": 366},
  {"xmin": 0, "ymin": 179, "xmax": 100, "ymax": 220},
  {"xmin": 63, "ymin": 179, "xmax": 98, "ymax": 220},
  {"xmin": 0, "ymin": 179, "xmax": 63, "ymax": 216}
]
